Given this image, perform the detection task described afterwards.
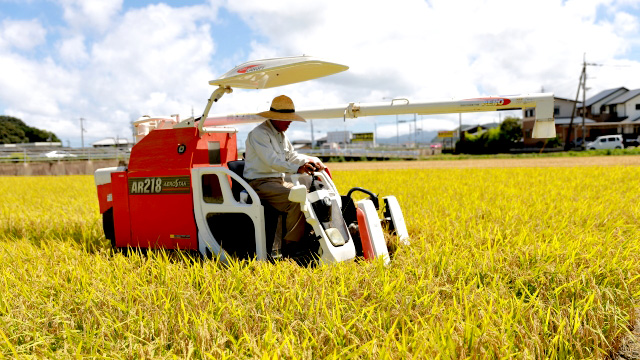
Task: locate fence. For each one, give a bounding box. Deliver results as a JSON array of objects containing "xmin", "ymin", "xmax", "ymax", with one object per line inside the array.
[
  {"xmin": 305, "ymin": 148, "xmax": 421, "ymax": 160},
  {"xmin": 0, "ymin": 147, "xmax": 130, "ymax": 164}
]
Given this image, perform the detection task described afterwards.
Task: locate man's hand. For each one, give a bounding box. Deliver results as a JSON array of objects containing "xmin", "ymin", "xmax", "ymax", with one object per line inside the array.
[
  {"xmin": 310, "ymin": 161, "xmax": 325, "ymax": 171},
  {"xmin": 297, "ymin": 162, "xmax": 319, "ymax": 175}
]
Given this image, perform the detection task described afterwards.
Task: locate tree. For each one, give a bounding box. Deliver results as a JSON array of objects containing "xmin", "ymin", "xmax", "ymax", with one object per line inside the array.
[
  {"xmin": 0, "ymin": 116, "xmax": 61, "ymax": 144},
  {"xmin": 455, "ymin": 117, "xmax": 523, "ymax": 154},
  {"xmin": 499, "ymin": 117, "xmax": 522, "ymax": 143}
]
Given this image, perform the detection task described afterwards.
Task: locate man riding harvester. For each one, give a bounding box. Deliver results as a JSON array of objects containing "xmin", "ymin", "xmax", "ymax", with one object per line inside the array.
[{"xmin": 94, "ymin": 56, "xmax": 556, "ymax": 265}]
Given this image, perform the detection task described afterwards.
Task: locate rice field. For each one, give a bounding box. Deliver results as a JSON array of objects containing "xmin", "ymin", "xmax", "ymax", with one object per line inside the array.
[{"xmin": 1, "ymin": 161, "xmax": 640, "ymax": 359}]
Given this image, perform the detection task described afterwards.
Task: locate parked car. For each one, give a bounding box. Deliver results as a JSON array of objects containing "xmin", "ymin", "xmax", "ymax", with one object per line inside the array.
[
  {"xmin": 42, "ymin": 150, "xmax": 77, "ymax": 158},
  {"xmin": 585, "ymin": 135, "xmax": 624, "ymax": 150},
  {"xmin": 569, "ymin": 138, "xmax": 584, "ymax": 148},
  {"xmin": 624, "ymin": 136, "xmax": 640, "ymax": 148}
]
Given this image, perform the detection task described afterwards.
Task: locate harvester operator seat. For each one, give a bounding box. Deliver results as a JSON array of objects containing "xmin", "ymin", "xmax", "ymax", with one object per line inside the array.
[{"xmin": 227, "ymin": 160, "xmax": 249, "ymax": 203}]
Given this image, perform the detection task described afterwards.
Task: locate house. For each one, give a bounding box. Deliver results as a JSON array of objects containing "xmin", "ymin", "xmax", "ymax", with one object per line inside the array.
[
  {"xmin": 326, "ymin": 131, "xmax": 352, "ymax": 145},
  {"xmin": 92, "ymin": 138, "xmax": 131, "ymax": 149},
  {"xmin": 552, "ymin": 116, "xmax": 596, "ymax": 144},
  {"xmin": 602, "ymin": 89, "xmax": 640, "ymax": 122},
  {"xmin": 580, "ymin": 87, "xmax": 628, "ymax": 121},
  {"xmin": 291, "ymin": 139, "xmax": 312, "ymax": 150},
  {"xmin": 580, "ymin": 87, "xmax": 640, "ymax": 138},
  {"xmin": 523, "ymin": 90, "xmax": 640, "ymax": 147}
]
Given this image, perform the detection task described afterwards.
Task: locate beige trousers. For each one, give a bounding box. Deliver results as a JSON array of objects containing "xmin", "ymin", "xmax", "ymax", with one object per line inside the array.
[{"xmin": 248, "ymin": 177, "xmax": 306, "ymax": 243}]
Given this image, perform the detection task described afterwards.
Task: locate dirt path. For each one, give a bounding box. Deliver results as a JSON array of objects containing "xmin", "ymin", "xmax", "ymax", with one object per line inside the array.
[{"xmin": 326, "ymin": 155, "xmax": 640, "ymax": 171}]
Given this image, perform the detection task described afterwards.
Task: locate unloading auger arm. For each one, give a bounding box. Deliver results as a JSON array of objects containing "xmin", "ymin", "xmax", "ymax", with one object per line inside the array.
[
  {"xmin": 201, "ymin": 93, "xmax": 556, "ymax": 139},
  {"xmin": 295, "ymin": 93, "xmax": 556, "ymax": 139}
]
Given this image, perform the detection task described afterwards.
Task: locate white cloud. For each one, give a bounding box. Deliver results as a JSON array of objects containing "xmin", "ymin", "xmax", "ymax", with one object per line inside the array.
[
  {"xmin": 1, "ymin": 0, "xmax": 640, "ymax": 146},
  {"xmin": 57, "ymin": 0, "xmax": 123, "ymax": 32},
  {"xmin": 0, "ymin": 19, "xmax": 46, "ymax": 51},
  {"xmin": 1, "ymin": 2, "xmax": 222, "ymax": 143},
  {"xmin": 0, "ymin": 53, "xmax": 78, "ymax": 116},
  {"xmin": 224, "ymin": 0, "xmax": 640, "ymax": 101},
  {"xmin": 615, "ymin": 0, "xmax": 640, "ymax": 7},
  {"xmin": 79, "ymin": 3, "xmax": 219, "ymax": 128},
  {"xmin": 57, "ymin": 35, "xmax": 89, "ymax": 64},
  {"xmin": 613, "ymin": 11, "xmax": 639, "ymax": 34}
]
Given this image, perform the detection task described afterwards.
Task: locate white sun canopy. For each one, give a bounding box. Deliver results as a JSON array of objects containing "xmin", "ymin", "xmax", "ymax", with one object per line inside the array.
[{"xmin": 209, "ymin": 56, "xmax": 349, "ymax": 89}]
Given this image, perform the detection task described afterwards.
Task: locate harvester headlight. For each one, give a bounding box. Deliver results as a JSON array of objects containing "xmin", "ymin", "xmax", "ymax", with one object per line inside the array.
[{"xmin": 325, "ymin": 228, "xmax": 346, "ymax": 247}]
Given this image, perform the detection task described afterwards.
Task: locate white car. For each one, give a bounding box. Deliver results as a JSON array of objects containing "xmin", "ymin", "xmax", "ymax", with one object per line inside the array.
[
  {"xmin": 586, "ymin": 135, "xmax": 624, "ymax": 150},
  {"xmin": 43, "ymin": 150, "xmax": 77, "ymax": 158}
]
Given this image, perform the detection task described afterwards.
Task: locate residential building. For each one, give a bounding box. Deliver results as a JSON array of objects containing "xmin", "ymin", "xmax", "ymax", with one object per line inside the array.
[
  {"xmin": 523, "ymin": 89, "xmax": 640, "ymax": 147},
  {"xmin": 580, "ymin": 87, "xmax": 628, "ymax": 121},
  {"xmin": 582, "ymin": 87, "xmax": 640, "ymax": 138},
  {"xmin": 326, "ymin": 131, "xmax": 351, "ymax": 145},
  {"xmin": 92, "ymin": 138, "xmax": 131, "ymax": 149},
  {"xmin": 603, "ymin": 89, "xmax": 640, "ymax": 123}
]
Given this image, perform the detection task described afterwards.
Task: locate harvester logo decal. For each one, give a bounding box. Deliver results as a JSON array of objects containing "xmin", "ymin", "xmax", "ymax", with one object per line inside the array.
[
  {"xmin": 129, "ymin": 176, "xmax": 191, "ymax": 195},
  {"xmin": 481, "ymin": 98, "xmax": 511, "ymax": 106},
  {"xmin": 237, "ymin": 65, "xmax": 265, "ymax": 74},
  {"xmin": 463, "ymin": 98, "xmax": 512, "ymax": 107}
]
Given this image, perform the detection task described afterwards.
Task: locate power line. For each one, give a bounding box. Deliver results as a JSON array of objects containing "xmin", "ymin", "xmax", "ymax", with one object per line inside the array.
[{"xmin": 585, "ymin": 63, "xmax": 631, "ymax": 67}]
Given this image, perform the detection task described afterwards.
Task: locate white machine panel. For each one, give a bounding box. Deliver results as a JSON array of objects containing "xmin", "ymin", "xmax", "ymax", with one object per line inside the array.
[
  {"xmin": 383, "ymin": 196, "xmax": 409, "ymax": 245},
  {"xmin": 356, "ymin": 199, "xmax": 389, "ymax": 265}
]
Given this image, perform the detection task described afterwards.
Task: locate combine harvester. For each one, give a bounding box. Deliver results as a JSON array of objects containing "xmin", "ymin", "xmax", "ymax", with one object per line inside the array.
[{"xmin": 95, "ymin": 56, "xmax": 556, "ymax": 265}]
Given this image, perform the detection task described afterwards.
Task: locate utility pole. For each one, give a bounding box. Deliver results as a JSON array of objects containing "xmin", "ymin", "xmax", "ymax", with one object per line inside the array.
[
  {"xmin": 79, "ymin": 117, "xmax": 88, "ymax": 158},
  {"xmin": 79, "ymin": 117, "xmax": 85, "ymax": 149},
  {"xmin": 396, "ymin": 114, "xmax": 399, "ymax": 146},
  {"xmin": 582, "ymin": 54, "xmax": 587, "ymax": 148},
  {"xmin": 383, "ymin": 97, "xmax": 406, "ymax": 147},
  {"xmin": 310, "ymin": 119, "xmax": 315, "ymax": 149},
  {"xmin": 413, "ymin": 114, "xmax": 419, "ymax": 147},
  {"xmin": 565, "ymin": 60, "xmax": 586, "ymax": 151},
  {"xmin": 565, "ymin": 54, "xmax": 606, "ymax": 151},
  {"xmin": 374, "ymin": 121, "xmax": 377, "ymax": 147},
  {"xmin": 130, "ymin": 119, "xmax": 136, "ymax": 144}
]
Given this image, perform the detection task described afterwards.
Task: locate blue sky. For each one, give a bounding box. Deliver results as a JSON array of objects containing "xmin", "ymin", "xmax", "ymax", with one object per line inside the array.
[{"xmin": 1, "ymin": 0, "xmax": 640, "ymax": 147}]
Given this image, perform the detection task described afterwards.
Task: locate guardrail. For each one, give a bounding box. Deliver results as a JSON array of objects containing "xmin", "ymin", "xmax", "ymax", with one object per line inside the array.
[
  {"xmin": 0, "ymin": 149, "xmax": 131, "ymax": 163},
  {"xmin": 0, "ymin": 147, "xmax": 422, "ymax": 163},
  {"xmin": 304, "ymin": 148, "xmax": 421, "ymax": 159}
]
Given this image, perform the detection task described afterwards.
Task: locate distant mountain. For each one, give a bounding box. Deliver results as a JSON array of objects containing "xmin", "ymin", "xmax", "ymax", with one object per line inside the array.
[
  {"xmin": 376, "ymin": 123, "xmax": 502, "ymax": 145},
  {"xmin": 0, "ymin": 116, "xmax": 61, "ymax": 144},
  {"xmin": 376, "ymin": 129, "xmax": 441, "ymax": 145}
]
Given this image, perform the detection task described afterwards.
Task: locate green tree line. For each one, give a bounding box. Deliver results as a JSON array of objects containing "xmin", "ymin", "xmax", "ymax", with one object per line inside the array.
[
  {"xmin": 456, "ymin": 117, "xmax": 522, "ymax": 154},
  {"xmin": 0, "ymin": 116, "xmax": 60, "ymax": 144}
]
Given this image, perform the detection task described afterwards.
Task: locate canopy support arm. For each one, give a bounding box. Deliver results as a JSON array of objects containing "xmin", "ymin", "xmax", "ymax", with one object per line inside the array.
[{"xmin": 198, "ymin": 86, "xmax": 233, "ymax": 134}]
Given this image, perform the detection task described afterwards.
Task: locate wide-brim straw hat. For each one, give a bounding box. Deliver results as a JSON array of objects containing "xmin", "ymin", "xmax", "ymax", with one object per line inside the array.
[{"xmin": 257, "ymin": 95, "xmax": 306, "ymax": 122}]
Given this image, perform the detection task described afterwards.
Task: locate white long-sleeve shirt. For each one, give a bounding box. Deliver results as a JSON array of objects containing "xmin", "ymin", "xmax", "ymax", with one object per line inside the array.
[{"xmin": 243, "ymin": 120, "xmax": 312, "ymax": 180}]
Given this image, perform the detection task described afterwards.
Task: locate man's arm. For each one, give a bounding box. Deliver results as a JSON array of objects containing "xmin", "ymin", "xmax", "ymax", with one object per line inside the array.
[
  {"xmin": 283, "ymin": 135, "xmax": 325, "ymax": 172},
  {"xmin": 247, "ymin": 131, "xmax": 305, "ymax": 174}
]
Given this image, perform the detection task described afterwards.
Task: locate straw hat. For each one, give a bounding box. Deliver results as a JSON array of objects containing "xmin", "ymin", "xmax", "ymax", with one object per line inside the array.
[{"xmin": 257, "ymin": 95, "xmax": 306, "ymax": 122}]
